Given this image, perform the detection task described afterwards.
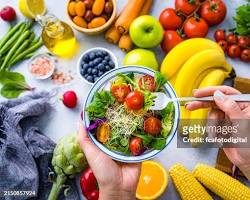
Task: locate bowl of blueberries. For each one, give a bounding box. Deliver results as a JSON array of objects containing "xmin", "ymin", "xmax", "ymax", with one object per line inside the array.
[{"xmin": 78, "ymin": 47, "xmax": 119, "ymax": 84}]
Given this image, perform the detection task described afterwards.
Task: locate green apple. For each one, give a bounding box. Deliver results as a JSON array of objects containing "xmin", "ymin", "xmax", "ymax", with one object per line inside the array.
[
  {"xmin": 123, "ymin": 49, "xmax": 159, "ymax": 71},
  {"xmin": 130, "ymin": 15, "xmax": 164, "ymax": 48}
]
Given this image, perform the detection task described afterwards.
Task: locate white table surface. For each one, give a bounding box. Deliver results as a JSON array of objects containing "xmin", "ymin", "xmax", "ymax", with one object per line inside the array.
[{"xmin": 0, "ymin": 0, "xmax": 249, "ymax": 199}]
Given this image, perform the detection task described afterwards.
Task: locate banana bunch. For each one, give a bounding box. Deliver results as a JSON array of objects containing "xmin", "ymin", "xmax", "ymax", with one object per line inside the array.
[{"xmin": 160, "ymin": 38, "xmax": 232, "ymax": 145}]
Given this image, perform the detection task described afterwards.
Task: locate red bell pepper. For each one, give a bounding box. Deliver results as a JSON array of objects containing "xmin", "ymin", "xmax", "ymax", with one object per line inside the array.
[{"xmin": 80, "ymin": 167, "xmax": 99, "ymax": 200}]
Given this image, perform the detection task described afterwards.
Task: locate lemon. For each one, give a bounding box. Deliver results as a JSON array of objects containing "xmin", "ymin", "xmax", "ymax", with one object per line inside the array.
[
  {"xmin": 19, "ymin": 0, "xmax": 46, "ymax": 19},
  {"xmin": 136, "ymin": 161, "xmax": 168, "ymax": 200}
]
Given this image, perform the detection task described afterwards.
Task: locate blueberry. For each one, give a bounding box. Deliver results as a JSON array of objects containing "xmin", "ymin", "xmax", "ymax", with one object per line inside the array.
[
  {"xmin": 82, "ymin": 54, "xmax": 89, "ymax": 62},
  {"xmin": 87, "ymin": 75, "xmax": 94, "ymax": 83},
  {"xmin": 109, "ymin": 61, "xmax": 115, "ymax": 68},
  {"xmin": 89, "ymin": 52, "xmax": 96, "ymax": 60},
  {"xmin": 89, "ymin": 61, "xmax": 94, "ymax": 67},
  {"xmin": 84, "ymin": 74, "xmax": 88, "ymax": 79},
  {"xmin": 97, "ymin": 57, "xmax": 102, "ymax": 63},
  {"xmin": 104, "ymin": 56, "xmax": 110, "ymax": 61},
  {"xmin": 98, "ymin": 71, "xmax": 104, "ymax": 77},
  {"xmin": 98, "ymin": 63, "xmax": 105, "ymax": 71},
  {"xmin": 93, "ymin": 59, "xmax": 99, "ymax": 66},
  {"xmin": 82, "ymin": 63, "xmax": 89, "ymax": 69},
  {"xmin": 102, "ymin": 51, "xmax": 108, "ymax": 56},
  {"xmin": 87, "ymin": 68, "xmax": 92, "ymax": 74},
  {"xmin": 105, "ymin": 65, "xmax": 110, "ymax": 71},
  {"xmin": 102, "ymin": 60, "xmax": 108, "ymax": 65},
  {"xmin": 96, "ymin": 51, "xmax": 103, "ymax": 57},
  {"xmin": 80, "ymin": 68, "xmax": 85, "ymax": 75},
  {"xmin": 94, "ymin": 77, "xmax": 99, "ymax": 82},
  {"xmin": 92, "ymin": 68, "xmax": 98, "ymax": 75}
]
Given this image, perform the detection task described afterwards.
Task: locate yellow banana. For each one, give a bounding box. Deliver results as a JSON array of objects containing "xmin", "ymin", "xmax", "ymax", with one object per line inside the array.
[
  {"xmin": 189, "ymin": 69, "xmax": 230, "ymax": 146},
  {"xmin": 175, "ymin": 49, "xmax": 231, "ymax": 97},
  {"xmin": 160, "ymin": 38, "xmax": 224, "ymax": 80}
]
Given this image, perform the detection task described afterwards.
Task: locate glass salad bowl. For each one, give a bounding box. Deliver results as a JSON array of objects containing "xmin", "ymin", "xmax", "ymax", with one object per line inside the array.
[{"xmin": 83, "ymin": 66, "xmax": 180, "ymax": 163}]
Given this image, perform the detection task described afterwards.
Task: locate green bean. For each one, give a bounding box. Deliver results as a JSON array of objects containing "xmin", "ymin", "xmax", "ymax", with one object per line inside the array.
[
  {"xmin": 28, "ymin": 32, "xmax": 35, "ymax": 41},
  {"xmin": 1, "ymin": 30, "xmax": 31, "ymax": 69},
  {"xmin": 0, "ymin": 24, "xmax": 26, "ymax": 56},
  {"xmin": 24, "ymin": 52, "xmax": 34, "ymax": 59},
  {"xmin": 7, "ymin": 38, "xmax": 43, "ymax": 69},
  {"xmin": 0, "ymin": 22, "xmax": 25, "ymax": 50},
  {"xmin": 7, "ymin": 39, "xmax": 30, "ymax": 67},
  {"xmin": 30, "ymin": 37, "xmax": 40, "ymax": 46}
]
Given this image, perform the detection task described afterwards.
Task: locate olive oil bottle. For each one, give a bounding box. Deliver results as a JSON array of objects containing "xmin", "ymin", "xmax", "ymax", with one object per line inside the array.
[{"xmin": 36, "ymin": 14, "xmax": 78, "ymax": 58}]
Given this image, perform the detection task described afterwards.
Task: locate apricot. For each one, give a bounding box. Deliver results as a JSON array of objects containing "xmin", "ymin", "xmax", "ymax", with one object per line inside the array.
[
  {"xmin": 68, "ymin": 1, "xmax": 76, "ymax": 16},
  {"xmin": 75, "ymin": 1, "xmax": 86, "ymax": 17},
  {"xmin": 89, "ymin": 17, "xmax": 106, "ymax": 28},
  {"xmin": 73, "ymin": 16, "xmax": 87, "ymax": 28},
  {"xmin": 92, "ymin": 0, "xmax": 105, "ymax": 16}
]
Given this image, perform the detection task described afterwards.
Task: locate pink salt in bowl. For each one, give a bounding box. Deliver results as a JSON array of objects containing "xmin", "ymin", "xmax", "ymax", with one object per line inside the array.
[{"xmin": 28, "ymin": 53, "xmax": 55, "ymax": 80}]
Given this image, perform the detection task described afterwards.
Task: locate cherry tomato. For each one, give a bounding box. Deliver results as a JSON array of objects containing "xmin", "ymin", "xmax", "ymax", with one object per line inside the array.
[
  {"xmin": 111, "ymin": 84, "xmax": 131, "ymax": 102},
  {"xmin": 218, "ymin": 40, "xmax": 228, "ymax": 52},
  {"xmin": 227, "ymin": 45, "xmax": 241, "ymax": 58},
  {"xmin": 138, "ymin": 75, "xmax": 156, "ymax": 92},
  {"xmin": 238, "ymin": 36, "xmax": 250, "ymax": 48},
  {"xmin": 226, "ymin": 33, "xmax": 238, "ymax": 44},
  {"xmin": 129, "ymin": 137, "xmax": 144, "ymax": 156},
  {"xmin": 175, "ymin": 0, "xmax": 200, "ymax": 15},
  {"xmin": 125, "ymin": 91, "xmax": 144, "ymax": 110},
  {"xmin": 159, "ymin": 8, "xmax": 183, "ymax": 30},
  {"xmin": 214, "ymin": 29, "xmax": 226, "ymax": 42},
  {"xmin": 161, "ymin": 30, "xmax": 184, "ymax": 53},
  {"xmin": 80, "ymin": 167, "xmax": 99, "ymax": 200},
  {"xmin": 200, "ymin": 0, "xmax": 226, "ymax": 26},
  {"xmin": 240, "ymin": 49, "xmax": 250, "ymax": 62},
  {"xmin": 86, "ymin": 190, "xmax": 99, "ymax": 200},
  {"xmin": 144, "ymin": 117, "xmax": 162, "ymax": 136},
  {"xmin": 184, "ymin": 17, "xmax": 209, "ymax": 38}
]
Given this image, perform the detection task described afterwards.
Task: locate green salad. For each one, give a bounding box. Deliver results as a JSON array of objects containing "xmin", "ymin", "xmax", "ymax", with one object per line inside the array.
[{"xmin": 86, "ymin": 72, "xmax": 175, "ymax": 156}]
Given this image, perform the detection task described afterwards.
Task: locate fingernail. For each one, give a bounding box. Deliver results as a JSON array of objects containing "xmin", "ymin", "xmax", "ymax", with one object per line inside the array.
[
  {"xmin": 184, "ymin": 103, "xmax": 189, "ymax": 108},
  {"xmin": 214, "ymin": 90, "xmax": 225, "ymax": 101},
  {"xmin": 192, "ymin": 89, "xmax": 198, "ymax": 94}
]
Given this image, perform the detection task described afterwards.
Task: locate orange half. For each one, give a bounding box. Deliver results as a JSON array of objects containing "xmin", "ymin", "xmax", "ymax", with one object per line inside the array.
[{"xmin": 136, "ymin": 160, "xmax": 168, "ymax": 200}]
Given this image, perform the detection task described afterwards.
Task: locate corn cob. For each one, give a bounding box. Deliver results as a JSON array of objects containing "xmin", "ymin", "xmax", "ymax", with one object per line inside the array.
[
  {"xmin": 193, "ymin": 163, "xmax": 250, "ymax": 200},
  {"xmin": 169, "ymin": 164, "xmax": 213, "ymax": 200}
]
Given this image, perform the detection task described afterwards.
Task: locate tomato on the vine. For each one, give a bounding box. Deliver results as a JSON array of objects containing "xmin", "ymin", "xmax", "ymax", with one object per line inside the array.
[
  {"xmin": 159, "ymin": 8, "xmax": 183, "ymax": 30},
  {"xmin": 125, "ymin": 91, "xmax": 144, "ymax": 110},
  {"xmin": 200, "ymin": 0, "xmax": 226, "ymax": 26},
  {"xmin": 227, "ymin": 45, "xmax": 241, "ymax": 58},
  {"xmin": 175, "ymin": 0, "xmax": 200, "ymax": 15},
  {"xmin": 138, "ymin": 75, "xmax": 156, "ymax": 92},
  {"xmin": 214, "ymin": 29, "xmax": 226, "ymax": 42},
  {"xmin": 184, "ymin": 17, "xmax": 209, "ymax": 38},
  {"xmin": 217, "ymin": 40, "xmax": 228, "ymax": 52},
  {"xmin": 129, "ymin": 137, "xmax": 144, "ymax": 156},
  {"xmin": 240, "ymin": 49, "xmax": 250, "ymax": 62},
  {"xmin": 226, "ymin": 33, "xmax": 238, "ymax": 44},
  {"xmin": 238, "ymin": 36, "xmax": 250, "ymax": 48},
  {"xmin": 161, "ymin": 30, "xmax": 184, "ymax": 53}
]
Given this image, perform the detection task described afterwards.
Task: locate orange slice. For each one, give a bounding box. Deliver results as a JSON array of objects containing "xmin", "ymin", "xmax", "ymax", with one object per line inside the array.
[{"xmin": 136, "ymin": 160, "xmax": 168, "ymax": 200}]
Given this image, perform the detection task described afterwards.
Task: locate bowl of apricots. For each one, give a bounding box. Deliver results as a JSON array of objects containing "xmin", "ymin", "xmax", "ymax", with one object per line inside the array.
[{"xmin": 67, "ymin": 0, "xmax": 117, "ymax": 35}]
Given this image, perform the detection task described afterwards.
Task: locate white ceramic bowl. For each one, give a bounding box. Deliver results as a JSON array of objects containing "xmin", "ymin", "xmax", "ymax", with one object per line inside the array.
[
  {"xmin": 28, "ymin": 53, "xmax": 55, "ymax": 80},
  {"xmin": 77, "ymin": 47, "xmax": 119, "ymax": 85},
  {"xmin": 83, "ymin": 66, "xmax": 180, "ymax": 163}
]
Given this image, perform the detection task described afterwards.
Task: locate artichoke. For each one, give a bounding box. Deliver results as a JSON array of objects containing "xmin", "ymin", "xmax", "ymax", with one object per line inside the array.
[{"xmin": 48, "ymin": 134, "xmax": 88, "ymax": 200}]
